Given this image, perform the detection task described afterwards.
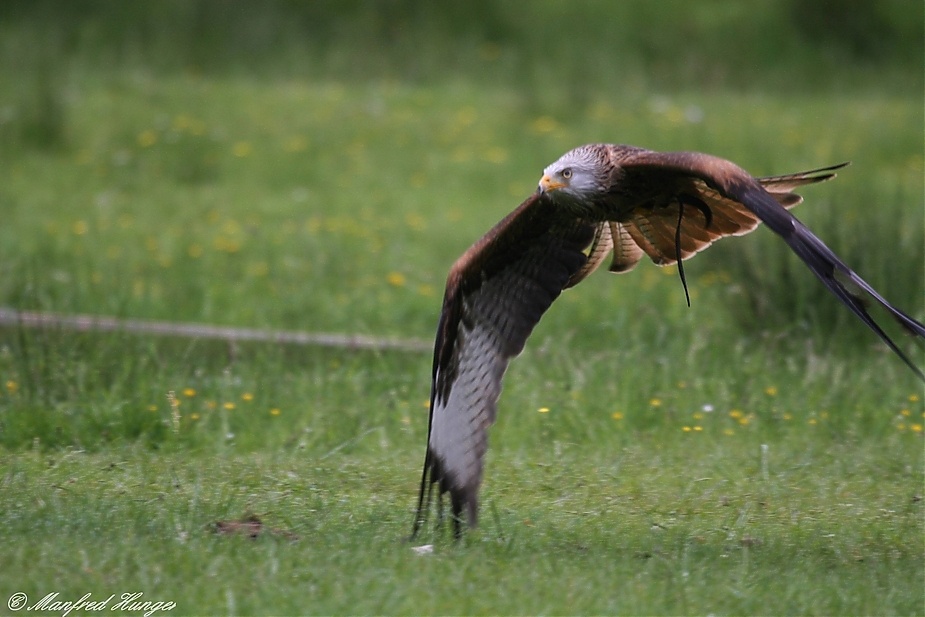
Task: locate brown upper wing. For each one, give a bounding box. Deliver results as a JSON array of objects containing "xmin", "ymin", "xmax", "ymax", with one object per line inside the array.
[
  {"xmin": 566, "ymin": 160, "xmax": 847, "ymax": 286},
  {"xmin": 613, "ymin": 149, "xmax": 925, "ymax": 376},
  {"xmin": 617, "ymin": 160, "xmax": 848, "ymax": 270}
]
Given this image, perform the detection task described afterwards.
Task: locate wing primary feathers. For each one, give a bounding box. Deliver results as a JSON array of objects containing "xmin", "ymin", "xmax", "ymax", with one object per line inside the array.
[
  {"xmin": 740, "ymin": 185, "xmax": 925, "ymax": 382},
  {"xmin": 410, "ymin": 446, "xmax": 435, "ymax": 540}
]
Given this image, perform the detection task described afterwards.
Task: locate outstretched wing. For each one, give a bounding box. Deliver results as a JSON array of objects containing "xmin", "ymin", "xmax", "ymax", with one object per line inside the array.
[
  {"xmin": 566, "ymin": 163, "xmax": 846, "ymax": 286},
  {"xmin": 413, "ymin": 193, "xmax": 595, "ymax": 537},
  {"xmin": 611, "ymin": 149, "xmax": 925, "ymax": 378}
]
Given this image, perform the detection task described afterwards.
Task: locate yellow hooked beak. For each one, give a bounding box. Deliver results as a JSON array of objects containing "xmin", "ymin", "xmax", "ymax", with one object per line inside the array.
[{"xmin": 539, "ymin": 174, "xmax": 566, "ymax": 193}]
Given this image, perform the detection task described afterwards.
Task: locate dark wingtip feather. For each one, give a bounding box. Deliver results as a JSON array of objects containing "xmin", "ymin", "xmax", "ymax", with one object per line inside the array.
[{"xmin": 742, "ymin": 186, "xmax": 925, "ymax": 383}]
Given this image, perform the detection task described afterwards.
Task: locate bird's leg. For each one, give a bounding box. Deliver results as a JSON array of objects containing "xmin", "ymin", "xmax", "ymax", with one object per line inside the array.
[
  {"xmin": 436, "ymin": 488, "xmax": 445, "ymax": 530},
  {"xmin": 451, "ymin": 491, "xmax": 464, "ymax": 540},
  {"xmin": 678, "ymin": 193, "xmax": 713, "ymax": 228},
  {"xmin": 673, "ymin": 192, "xmax": 712, "ymax": 308},
  {"xmin": 674, "ymin": 201, "xmax": 692, "ymax": 308}
]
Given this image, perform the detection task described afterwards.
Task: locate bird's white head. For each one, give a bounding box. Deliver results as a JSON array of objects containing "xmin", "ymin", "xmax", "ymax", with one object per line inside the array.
[{"xmin": 538, "ymin": 145, "xmax": 606, "ymax": 200}]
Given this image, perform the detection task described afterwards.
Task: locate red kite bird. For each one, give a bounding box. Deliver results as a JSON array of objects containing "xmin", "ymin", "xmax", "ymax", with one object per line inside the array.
[{"xmin": 412, "ymin": 144, "xmax": 925, "ymax": 538}]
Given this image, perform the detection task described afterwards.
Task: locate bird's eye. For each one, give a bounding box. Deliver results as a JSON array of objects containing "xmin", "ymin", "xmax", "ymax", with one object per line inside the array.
[{"xmin": 561, "ymin": 168, "xmax": 572, "ymax": 179}]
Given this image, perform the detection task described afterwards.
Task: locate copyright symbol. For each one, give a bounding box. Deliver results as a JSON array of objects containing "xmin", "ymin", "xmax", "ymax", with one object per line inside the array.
[{"xmin": 8, "ymin": 592, "xmax": 27, "ymax": 611}]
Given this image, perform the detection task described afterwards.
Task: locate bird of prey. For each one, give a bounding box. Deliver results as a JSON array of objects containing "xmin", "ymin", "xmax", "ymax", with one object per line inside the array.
[{"xmin": 412, "ymin": 143, "xmax": 925, "ymax": 538}]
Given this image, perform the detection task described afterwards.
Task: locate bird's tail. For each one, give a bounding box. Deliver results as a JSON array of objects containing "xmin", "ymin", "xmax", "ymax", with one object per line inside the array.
[{"xmin": 757, "ymin": 162, "xmax": 849, "ymax": 208}]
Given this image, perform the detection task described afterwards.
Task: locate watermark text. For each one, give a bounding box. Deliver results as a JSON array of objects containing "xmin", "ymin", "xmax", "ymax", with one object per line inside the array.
[{"xmin": 8, "ymin": 592, "xmax": 175, "ymax": 617}]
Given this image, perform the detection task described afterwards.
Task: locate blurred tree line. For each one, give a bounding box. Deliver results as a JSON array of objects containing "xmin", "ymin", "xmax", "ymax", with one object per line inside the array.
[{"xmin": 1, "ymin": 0, "xmax": 921, "ymax": 89}]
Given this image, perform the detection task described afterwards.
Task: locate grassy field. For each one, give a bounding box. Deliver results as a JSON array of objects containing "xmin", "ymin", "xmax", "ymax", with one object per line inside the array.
[{"xmin": 1, "ymin": 2, "xmax": 923, "ymax": 615}]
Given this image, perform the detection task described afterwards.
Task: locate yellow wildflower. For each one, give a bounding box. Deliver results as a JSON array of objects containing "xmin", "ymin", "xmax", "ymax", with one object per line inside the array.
[
  {"xmin": 482, "ymin": 146, "xmax": 508, "ymax": 164},
  {"xmin": 387, "ymin": 272, "xmax": 406, "ymax": 287},
  {"xmin": 232, "ymin": 141, "xmax": 252, "ymax": 157},
  {"xmin": 531, "ymin": 116, "xmax": 559, "ymax": 134},
  {"xmin": 137, "ymin": 129, "xmax": 158, "ymax": 148},
  {"xmin": 283, "ymin": 136, "xmax": 308, "ymax": 153}
]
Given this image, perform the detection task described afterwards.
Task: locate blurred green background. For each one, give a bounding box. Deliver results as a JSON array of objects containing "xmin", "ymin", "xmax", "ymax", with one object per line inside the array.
[
  {"xmin": 2, "ymin": 0, "xmax": 922, "ymax": 90},
  {"xmin": 2, "ymin": 0, "xmax": 923, "ymax": 150},
  {"xmin": 2, "ymin": 0, "xmax": 922, "ymax": 329},
  {"xmin": 0, "ymin": 0, "xmax": 922, "ymax": 445}
]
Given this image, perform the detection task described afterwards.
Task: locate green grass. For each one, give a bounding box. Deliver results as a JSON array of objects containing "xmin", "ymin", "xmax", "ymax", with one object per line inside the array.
[
  {"xmin": 2, "ymin": 424, "xmax": 922, "ymax": 614},
  {"xmin": 1, "ymin": 3, "xmax": 924, "ymax": 615}
]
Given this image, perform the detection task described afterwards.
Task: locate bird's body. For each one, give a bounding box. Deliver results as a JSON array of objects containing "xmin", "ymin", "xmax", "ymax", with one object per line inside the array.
[{"xmin": 413, "ymin": 144, "xmax": 925, "ymax": 538}]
